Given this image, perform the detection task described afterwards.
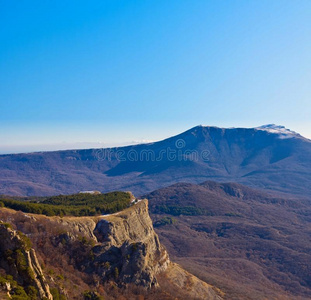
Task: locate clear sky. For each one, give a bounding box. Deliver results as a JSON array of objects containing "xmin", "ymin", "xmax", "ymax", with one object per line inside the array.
[{"xmin": 1, "ymin": 0, "xmax": 311, "ymax": 153}]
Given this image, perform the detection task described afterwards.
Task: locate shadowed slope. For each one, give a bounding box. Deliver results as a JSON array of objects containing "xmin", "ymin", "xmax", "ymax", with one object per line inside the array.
[
  {"xmin": 1, "ymin": 125, "xmax": 310, "ymax": 197},
  {"xmin": 146, "ymin": 181, "xmax": 311, "ymax": 300}
]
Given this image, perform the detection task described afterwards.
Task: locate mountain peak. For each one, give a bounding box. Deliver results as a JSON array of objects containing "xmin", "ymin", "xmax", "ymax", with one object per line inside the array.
[
  {"xmin": 191, "ymin": 124, "xmax": 305, "ymax": 140},
  {"xmin": 255, "ymin": 124, "xmax": 301, "ymax": 139}
]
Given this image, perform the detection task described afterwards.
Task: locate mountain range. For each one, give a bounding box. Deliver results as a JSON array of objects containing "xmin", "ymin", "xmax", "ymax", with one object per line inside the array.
[
  {"xmin": 1, "ymin": 124, "xmax": 310, "ymax": 198},
  {"xmin": 1, "ymin": 124, "xmax": 311, "ymax": 299}
]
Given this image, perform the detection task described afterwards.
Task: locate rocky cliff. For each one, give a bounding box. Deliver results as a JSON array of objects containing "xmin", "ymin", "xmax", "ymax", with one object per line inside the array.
[
  {"xmin": 91, "ymin": 200, "xmax": 170, "ymax": 287},
  {"xmin": 0, "ymin": 200, "xmax": 222, "ymax": 299},
  {"xmin": 60, "ymin": 200, "xmax": 222, "ymax": 298},
  {"xmin": 0, "ymin": 222, "xmax": 53, "ymax": 299}
]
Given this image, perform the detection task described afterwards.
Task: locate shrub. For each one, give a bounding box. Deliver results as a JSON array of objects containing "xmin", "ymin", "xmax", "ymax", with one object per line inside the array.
[
  {"xmin": 154, "ymin": 205, "xmax": 209, "ymax": 216},
  {"xmin": 50, "ymin": 287, "xmax": 66, "ymax": 300},
  {"xmin": 11, "ymin": 285, "xmax": 29, "ymax": 300},
  {"xmin": 225, "ymin": 212, "xmax": 243, "ymax": 217},
  {"xmin": 26, "ymin": 285, "xmax": 38, "ymax": 300},
  {"xmin": 154, "ymin": 217, "xmax": 177, "ymax": 227},
  {"xmin": 56, "ymin": 274, "xmax": 64, "ymax": 281},
  {"xmin": 83, "ymin": 291, "xmax": 104, "ymax": 300},
  {"xmin": 104, "ymin": 262, "xmax": 110, "ymax": 269},
  {"xmin": 114, "ymin": 267, "xmax": 119, "ymax": 279},
  {"xmin": 0, "ymin": 222, "xmax": 12, "ymax": 229},
  {"xmin": 17, "ymin": 231, "xmax": 32, "ymax": 250}
]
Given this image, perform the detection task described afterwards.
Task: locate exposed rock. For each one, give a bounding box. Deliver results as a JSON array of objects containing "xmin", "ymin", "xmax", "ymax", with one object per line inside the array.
[
  {"xmin": 0, "ymin": 222, "xmax": 53, "ymax": 300},
  {"xmin": 51, "ymin": 200, "xmax": 222, "ymax": 298},
  {"xmin": 27, "ymin": 249, "xmax": 52, "ymax": 299},
  {"xmin": 0, "ymin": 200, "xmax": 223, "ymax": 299},
  {"xmin": 90, "ymin": 200, "xmax": 221, "ymax": 299},
  {"xmin": 58, "ymin": 217, "xmax": 98, "ymax": 240},
  {"xmin": 91, "ymin": 200, "xmax": 170, "ymax": 287}
]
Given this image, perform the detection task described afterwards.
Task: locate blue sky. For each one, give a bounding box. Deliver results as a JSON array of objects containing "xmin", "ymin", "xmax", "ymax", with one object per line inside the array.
[{"xmin": 1, "ymin": 0, "xmax": 311, "ymax": 153}]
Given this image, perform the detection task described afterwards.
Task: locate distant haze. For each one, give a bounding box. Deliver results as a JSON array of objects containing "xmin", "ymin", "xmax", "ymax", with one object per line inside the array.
[
  {"xmin": 0, "ymin": 140, "xmax": 155, "ymax": 155},
  {"xmin": 1, "ymin": 123, "xmax": 310, "ymax": 155}
]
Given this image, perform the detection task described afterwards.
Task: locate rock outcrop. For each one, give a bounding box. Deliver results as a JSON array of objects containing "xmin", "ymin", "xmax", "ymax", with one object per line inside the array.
[
  {"xmin": 92, "ymin": 200, "xmax": 170, "ymax": 287},
  {"xmin": 57, "ymin": 200, "xmax": 222, "ymax": 299},
  {"xmin": 0, "ymin": 200, "xmax": 223, "ymax": 299},
  {"xmin": 0, "ymin": 222, "xmax": 53, "ymax": 300}
]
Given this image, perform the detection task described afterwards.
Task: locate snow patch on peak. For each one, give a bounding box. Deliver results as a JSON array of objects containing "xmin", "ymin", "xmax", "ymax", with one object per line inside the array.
[{"xmin": 255, "ymin": 124, "xmax": 299, "ymax": 139}]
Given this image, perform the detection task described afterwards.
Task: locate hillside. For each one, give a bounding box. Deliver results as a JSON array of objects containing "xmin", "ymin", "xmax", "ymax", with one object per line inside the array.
[
  {"xmin": 0, "ymin": 199, "xmax": 222, "ymax": 300},
  {"xmin": 146, "ymin": 181, "xmax": 311, "ymax": 300},
  {"xmin": 1, "ymin": 125, "xmax": 311, "ymax": 198}
]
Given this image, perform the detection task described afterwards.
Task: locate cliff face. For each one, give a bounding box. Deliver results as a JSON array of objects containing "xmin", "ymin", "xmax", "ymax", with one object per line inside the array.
[
  {"xmin": 63, "ymin": 200, "xmax": 222, "ymax": 299},
  {"xmin": 0, "ymin": 222, "xmax": 53, "ymax": 300},
  {"xmin": 0, "ymin": 200, "xmax": 223, "ymax": 299},
  {"xmin": 92, "ymin": 200, "xmax": 170, "ymax": 287}
]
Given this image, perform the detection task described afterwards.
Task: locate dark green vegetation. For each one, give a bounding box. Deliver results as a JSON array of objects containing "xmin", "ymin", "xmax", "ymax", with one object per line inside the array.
[
  {"xmin": 50, "ymin": 287, "xmax": 67, "ymax": 300},
  {"xmin": 0, "ymin": 222, "xmax": 38, "ymax": 300},
  {"xmin": 153, "ymin": 216, "xmax": 177, "ymax": 227},
  {"xmin": 0, "ymin": 192, "xmax": 132, "ymax": 217},
  {"xmin": 154, "ymin": 205, "xmax": 209, "ymax": 216},
  {"xmin": 83, "ymin": 291, "xmax": 104, "ymax": 300},
  {"xmin": 1, "ymin": 249, "xmax": 35, "ymax": 298},
  {"xmin": 0, "ymin": 274, "xmax": 37, "ymax": 300}
]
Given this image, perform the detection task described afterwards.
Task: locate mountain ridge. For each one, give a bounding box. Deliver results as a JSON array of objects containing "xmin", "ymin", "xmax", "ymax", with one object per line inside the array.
[
  {"xmin": 1, "ymin": 124, "xmax": 311, "ymax": 197},
  {"xmin": 147, "ymin": 180, "xmax": 311, "ymax": 299},
  {"xmin": 2, "ymin": 124, "xmax": 309, "ymax": 156}
]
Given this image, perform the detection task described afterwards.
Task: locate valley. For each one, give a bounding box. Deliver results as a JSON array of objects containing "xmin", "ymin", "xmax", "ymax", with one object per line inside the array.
[{"xmin": 147, "ymin": 181, "xmax": 311, "ymax": 299}]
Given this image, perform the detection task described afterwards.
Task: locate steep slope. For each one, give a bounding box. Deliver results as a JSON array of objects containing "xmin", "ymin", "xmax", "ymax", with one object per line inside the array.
[
  {"xmin": 0, "ymin": 222, "xmax": 53, "ymax": 299},
  {"xmin": 0, "ymin": 200, "xmax": 222, "ymax": 299},
  {"xmin": 146, "ymin": 181, "xmax": 311, "ymax": 300},
  {"xmin": 0, "ymin": 124, "xmax": 311, "ymax": 197}
]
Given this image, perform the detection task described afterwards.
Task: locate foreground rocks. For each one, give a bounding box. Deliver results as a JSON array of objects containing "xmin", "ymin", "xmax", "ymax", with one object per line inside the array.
[
  {"xmin": 0, "ymin": 222, "xmax": 53, "ymax": 299},
  {"xmin": 0, "ymin": 200, "xmax": 223, "ymax": 299}
]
